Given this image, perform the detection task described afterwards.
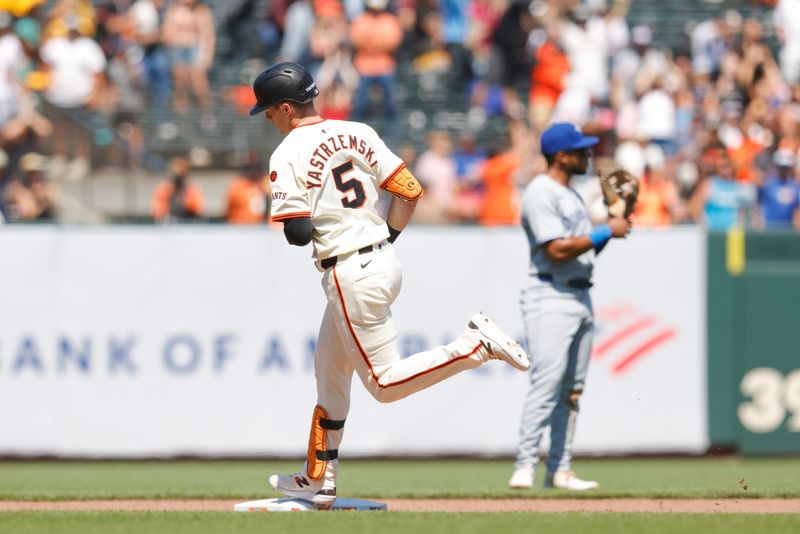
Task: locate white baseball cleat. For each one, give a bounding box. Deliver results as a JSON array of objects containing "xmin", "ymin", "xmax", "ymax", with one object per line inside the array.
[
  {"xmin": 468, "ymin": 313, "xmax": 530, "ymax": 371},
  {"xmin": 544, "ymin": 470, "xmax": 599, "ymax": 490},
  {"xmin": 508, "ymin": 464, "xmax": 535, "ymax": 489},
  {"xmin": 269, "ymin": 460, "xmax": 338, "ymax": 509}
]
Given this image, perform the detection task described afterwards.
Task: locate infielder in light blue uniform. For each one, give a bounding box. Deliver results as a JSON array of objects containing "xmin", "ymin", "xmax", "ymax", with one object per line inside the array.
[{"xmin": 509, "ymin": 123, "xmax": 630, "ymax": 491}]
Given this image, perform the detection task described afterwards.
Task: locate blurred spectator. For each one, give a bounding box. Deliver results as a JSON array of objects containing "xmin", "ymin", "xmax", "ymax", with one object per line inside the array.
[
  {"xmin": 8, "ymin": 10, "xmax": 52, "ymax": 135},
  {"xmin": 485, "ymin": 0, "xmax": 535, "ymax": 118},
  {"xmin": 690, "ymin": 10, "xmax": 737, "ymax": 78},
  {"xmin": 40, "ymin": 13, "xmax": 107, "ymax": 181},
  {"xmin": 130, "ymin": 0, "xmax": 171, "ymax": 112},
  {"xmin": 94, "ymin": 0, "xmax": 136, "ymax": 59},
  {"xmin": 105, "ymin": 40, "xmax": 146, "ymax": 168},
  {"xmin": 439, "ymin": 0, "xmax": 471, "ymax": 82},
  {"xmin": 689, "ymin": 148, "xmax": 757, "ymax": 229},
  {"xmin": 309, "ymin": 0, "xmax": 357, "ymax": 120},
  {"xmin": 723, "ymin": 100, "xmax": 770, "ymax": 183},
  {"xmin": 44, "ymin": 0, "xmax": 97, "ymax": 40},
  {"xmin": 350, "ymin": 0, "xmax": 403, "ymax": 120},
  {"xmin": 225, "ymin": 153, "xmax": 268, "ymax": 224},
  {"xmin": 611, "ymin": 25, "xmax": 669, "ymax": 111},
  {"xmin": 631, "ymin": 144, "xmax": 680, "ymax": 226},
  {"xmin": 0, "ymin": 9, "xmax": 52, "ymax": 160},
  {"xmin": 161, "ymin": 0, "xmax": 215, "ymax": 111},
  {"xmin": 221, "ymin": 59, "xmax": 263, "ymax": 116},
  {"xmin": 464, "ymin": 0, "xmax": 505, "ymax": 71},
  {"xmin": 4, "ymin": 0, "xmax": 795, "ymax": 231},
  {"xmin": 560, "ymin": 4, "xmax": 610, "ymax": 104},
  {"xmin": 773, "ymin": 0, "xmax": 800, "ymax": 85},
  {"xmin": 614, "ymin": 136, "xmax": 647, "ymax": 178},
  {"xmin": 220, "ymin": 0, "xmax": 257, "ymax": 62},
  {"xmin": 636, "ymin": 77, "xmax": 677, "ymax": 155},
  {"xmin": 277, "ymin": 0, "xmax": 314, "ymax": 63},
  {"xmin": 478, "ymin": 136, "xmax": 519, "ymax": 225},
  {"xmin": 411, "ymin": 6, "xmax": 452, "ymax": 79},
  {"xmin": 452, "ymin": 131, "xmax": 485, "ymax": 221},
  {"xmin": 151, "ymin": 156, "xmax": 204, "ymax": 222},
  {"xmin": 758, "ymin": 148, "xmax": 800, "ymax": 229},
  {"xmin": 412, "ymin": 129, "xmax": 458, "ymax": 223},
  {"xmin": 2, "ymin": 151, "xmax": 57, "ymax": 221},
  {"xmin": 314, "ymin": 41, "xmax": 359, "ymax": 120},
  {"xmin": 0, "ymin": 11, "xmax": 25, "ymax": 131},
  {"xmin": 736, "ymin": 17, "xmax": 784, "ymax": 105},
  {"xmin": 308, "ymin": 0, "xmax": 348, "ymax": 71},
  {"xmin": 596, "ymin": 0, "xmax": 629, "ymax": 57},
  {"xmin": 527, "ymin": 19, "xmax": 569, "ymax": 135}
]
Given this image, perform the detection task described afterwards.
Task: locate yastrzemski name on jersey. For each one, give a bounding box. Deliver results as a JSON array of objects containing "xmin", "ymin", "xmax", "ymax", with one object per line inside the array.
[
  {"xmin": 307, "ymin": 134, "xmax": 379, "ymax": 187},
  {"xmin": 269, "ymin": 120, "xmax": 404, "ymax": 260}
]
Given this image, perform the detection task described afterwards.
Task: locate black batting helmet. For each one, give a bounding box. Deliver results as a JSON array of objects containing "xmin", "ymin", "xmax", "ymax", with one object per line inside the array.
[{"xmin": 249, "ymin": 62, "xmax": 319, "ymax": 116}]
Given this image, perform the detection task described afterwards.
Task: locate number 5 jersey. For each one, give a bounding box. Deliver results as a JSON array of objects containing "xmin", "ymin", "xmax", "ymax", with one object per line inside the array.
[{"xmin": 268, "ymin": 119, "xmax": 422, "ymax": 260}]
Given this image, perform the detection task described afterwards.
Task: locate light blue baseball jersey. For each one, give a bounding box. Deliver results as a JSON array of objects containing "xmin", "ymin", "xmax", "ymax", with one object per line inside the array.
[{"xmin": 520, "ymin": 173, "xmax": 595, "ymax": 280}]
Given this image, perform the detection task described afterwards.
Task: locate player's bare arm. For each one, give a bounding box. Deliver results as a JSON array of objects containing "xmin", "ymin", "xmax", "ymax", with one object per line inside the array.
[
  {"xmin": 541, "ymin": 236, "xmax": 594, "ymax": 262},
  {"xmin": 382, "ymin": 165, "xmax": 423, "ymax": 242},
  {"xmin": 385, "ymin": 196, "xmax": 418, "ymax": 242},
  {"xmin": 542, "ymin": 217, "xmax": 629, "ymax": 262}
]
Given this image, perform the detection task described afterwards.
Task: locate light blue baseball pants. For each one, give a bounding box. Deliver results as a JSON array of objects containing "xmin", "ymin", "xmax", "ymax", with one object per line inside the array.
[{"xmin": 514, "ymin": 279, "xmax": 593, "ymax": 474}]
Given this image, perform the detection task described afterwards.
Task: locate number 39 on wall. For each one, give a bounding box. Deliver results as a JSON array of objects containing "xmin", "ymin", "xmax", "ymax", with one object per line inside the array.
[{"xmin": 738, "ymin": 368, "xmax": 800, "ymax": 433}]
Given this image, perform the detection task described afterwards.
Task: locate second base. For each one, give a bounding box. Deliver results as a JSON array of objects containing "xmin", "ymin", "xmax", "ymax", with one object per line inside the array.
[{"xmin": 234, "ymin": 497, "xmax": 388, "ymax": 512}]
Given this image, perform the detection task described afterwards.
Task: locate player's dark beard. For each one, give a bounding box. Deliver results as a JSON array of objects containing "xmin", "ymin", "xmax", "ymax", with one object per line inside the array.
[{"xmin": 566, "ymin": 160, "xmax": 588, "ymax": 175}]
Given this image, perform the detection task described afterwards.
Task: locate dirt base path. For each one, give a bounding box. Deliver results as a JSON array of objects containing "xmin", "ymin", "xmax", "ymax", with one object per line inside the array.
[{"xmin": 1, "ymin": 499, "xmax": 799, "ymax": 513}]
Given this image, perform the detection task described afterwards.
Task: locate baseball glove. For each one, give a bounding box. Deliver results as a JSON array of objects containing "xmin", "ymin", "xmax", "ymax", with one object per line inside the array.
[{"xmin": 600, "ymin": 167, "xmax": 639, "ymax": 219}]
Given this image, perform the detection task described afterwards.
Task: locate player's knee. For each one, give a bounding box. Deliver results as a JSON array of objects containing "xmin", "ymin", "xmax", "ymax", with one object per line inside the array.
[
  {"xmin": 568, "ymin": 389, "xmax": 583, "ymax": 409},
  {"xmin": 375, "ymin": 393, "xmax": 395, "ymax": 404},
  {"xmin": 372, "ymin": 389, "xmax": 395, "ymax": 404},
  {"xmin": 366, "ymin": 384, "xmax": 400, "ymax": 404}
]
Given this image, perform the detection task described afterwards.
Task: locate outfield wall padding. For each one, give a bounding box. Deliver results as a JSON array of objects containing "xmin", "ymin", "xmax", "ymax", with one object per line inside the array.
[
  {"xmin": 0, "ymin": 226, "xmax": 707, "ymax": 457},
  {"xmin": 708, "ymin": 231, "xmax": 800, "ymax": 454}
]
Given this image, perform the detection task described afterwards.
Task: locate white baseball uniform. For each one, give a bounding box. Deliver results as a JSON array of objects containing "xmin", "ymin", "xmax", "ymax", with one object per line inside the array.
[{"xmin": 269, "ymin": 118, "xmax": 497, "ymax": 456}]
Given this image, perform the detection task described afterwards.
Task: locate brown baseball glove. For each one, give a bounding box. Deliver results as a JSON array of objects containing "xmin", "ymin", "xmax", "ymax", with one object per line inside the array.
[{"xmin": 600, "ymin": 167, "xmax": 639, "ymax": 219}]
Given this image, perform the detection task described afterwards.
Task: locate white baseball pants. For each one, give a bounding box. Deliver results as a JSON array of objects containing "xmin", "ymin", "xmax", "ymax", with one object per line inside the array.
[{"xmin": 314, "ymin": 240, "xmax": 487, "ymax": 452}]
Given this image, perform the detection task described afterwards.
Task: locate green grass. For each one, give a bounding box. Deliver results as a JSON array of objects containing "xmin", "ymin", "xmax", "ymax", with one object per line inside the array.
[
  {"xmin": 0, "ymin": 457, "xmax": 799, "ymax": 500},
  {"xmin": 1, "ymin": 512, "xmax": 800, "ymax": 534}
]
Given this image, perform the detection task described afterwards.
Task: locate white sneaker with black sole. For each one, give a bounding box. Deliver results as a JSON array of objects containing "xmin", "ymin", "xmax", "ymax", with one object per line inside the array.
[
  {"xmin": 468, "ymin": 313, "xmax": 530, "ymax": 371},
  {"xmin": 269, "ymin": 460, "xmax": 338, "ymax": 509}
]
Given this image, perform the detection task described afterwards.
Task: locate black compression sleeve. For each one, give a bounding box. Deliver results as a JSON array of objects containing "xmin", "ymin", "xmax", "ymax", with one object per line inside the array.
[
  {"xmin": 283, "ymin": 217, "xmax": 313, "ymax": 246},
  {"xmin": 387, "ymin": 224, "xmax": 401, "ymax": 243}
]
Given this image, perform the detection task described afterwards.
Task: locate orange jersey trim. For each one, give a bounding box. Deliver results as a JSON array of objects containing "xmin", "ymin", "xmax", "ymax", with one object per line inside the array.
[
  {"xmin": 272, "ymin": 211, "xmax": 311, "ymax": 222},
  {"xmin": 332, "ymin": 267, "xmax": 481, "ymax": 388}
]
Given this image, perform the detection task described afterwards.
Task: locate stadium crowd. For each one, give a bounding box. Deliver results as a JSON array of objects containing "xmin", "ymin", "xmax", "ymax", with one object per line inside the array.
[{"xmin": 0, "ymin": 0, "xmax": 798, "ymax": 230}]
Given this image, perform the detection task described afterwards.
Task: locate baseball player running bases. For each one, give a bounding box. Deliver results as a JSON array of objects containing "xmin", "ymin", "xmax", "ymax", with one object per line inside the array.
[
  {"xmin": 509, "ymin": 123, "xmax": 632, "ymax": 491},
  {"xmin": 249, "ymin": 62, "xmax": 530, "ymax": 509}
]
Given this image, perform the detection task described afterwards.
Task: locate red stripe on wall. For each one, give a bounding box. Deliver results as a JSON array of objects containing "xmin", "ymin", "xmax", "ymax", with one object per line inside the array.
[
  {"xmin": 612, "ymin": 329, "xmax": 677, "ymax": 374},
  {"xmin": 592, "ymin": 317, "xmax": 656, "ymax": 358}
]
